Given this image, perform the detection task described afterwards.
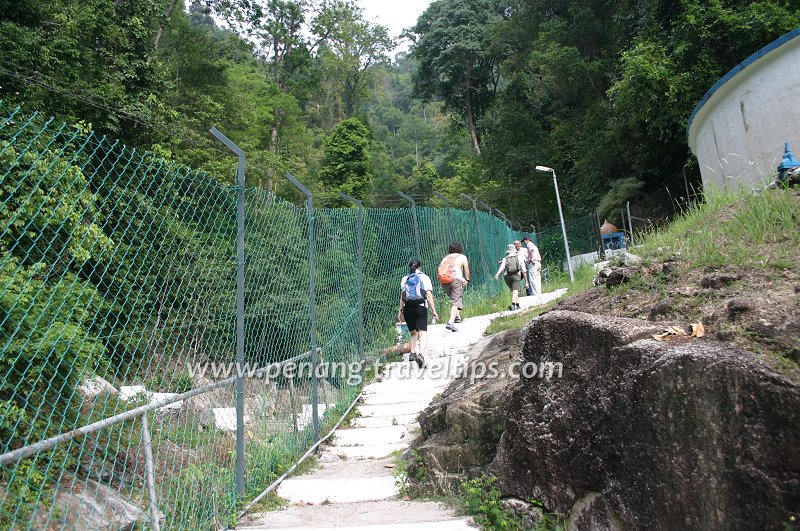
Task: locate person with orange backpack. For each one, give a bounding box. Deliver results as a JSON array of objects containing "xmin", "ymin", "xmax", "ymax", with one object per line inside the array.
[{"xmin": 437, "ymin": 241, "xmax": 470, "ymax": 332}]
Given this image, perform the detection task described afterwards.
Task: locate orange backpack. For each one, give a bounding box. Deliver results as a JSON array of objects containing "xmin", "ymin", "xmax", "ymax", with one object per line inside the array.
[{"xmin": 437, "ymin": 255, "xmax": 457, "ymax": 285}]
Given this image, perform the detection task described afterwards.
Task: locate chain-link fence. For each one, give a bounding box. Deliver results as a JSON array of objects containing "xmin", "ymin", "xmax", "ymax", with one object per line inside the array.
[{"xmin": 0, "ymin": 104, "xmax": 529, "ymax": 530}]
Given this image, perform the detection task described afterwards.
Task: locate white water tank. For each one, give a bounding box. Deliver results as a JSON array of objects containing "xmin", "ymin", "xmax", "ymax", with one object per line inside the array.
[{"xmin": 687, "ymin": 28, "xmax": 800, "ymax": 191}]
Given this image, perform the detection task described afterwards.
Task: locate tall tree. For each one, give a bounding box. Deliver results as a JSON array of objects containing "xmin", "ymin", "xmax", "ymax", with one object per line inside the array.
[
  {"xmin": 408, "ymin": 0, "xmax": 508, "ymax": 154},
  {"xmin": 319, "ymin": 8, "xmax": 394, "ymax": 119}
]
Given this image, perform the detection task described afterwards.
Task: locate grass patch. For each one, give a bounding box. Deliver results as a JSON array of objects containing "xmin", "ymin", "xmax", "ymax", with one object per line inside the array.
[
  {"xmin": 636, "ymin": 187, "xmax": 800, "ymax": 269},
  {"xmin": 544, "ymin": 264, "xmax": 597, "ymax": 295},
  {"xmin": 484, "ymin": 300, "xmax": 560, "ymax": 335},
  {"xmin": 482, "ymin": 265, "xmax": 596, "ymax": 336}
]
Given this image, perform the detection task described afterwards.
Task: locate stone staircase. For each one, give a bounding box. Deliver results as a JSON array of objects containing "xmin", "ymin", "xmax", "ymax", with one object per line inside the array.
[{"xmin": 238, "ymin": 290, "xmax": 567, "ymax": 530}]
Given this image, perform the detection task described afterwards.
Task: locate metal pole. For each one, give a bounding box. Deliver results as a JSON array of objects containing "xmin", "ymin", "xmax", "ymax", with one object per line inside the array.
[
  {"xmin": 550, "ymin": 169, "xmax": 574, "ymax": 283},
  {"xmin": 397, "ymin": 191, "xmax": 421, "ymax": 260},
  {"xmin": 338, "ymin": 193, "xmax": 365, "ymax": 373},
  {"xmin": 477, "ymin": 201, "xmax": 498, "ymax": 268},
  {"xmin": 141, "ymin": 415, "xmax": 161, "ymax": 531},
  {"xmin": 495, "ymin": 209, "xmax": 510, "ymax": 229},
  {"xmin": 626, "ymin": 201, "xmax": 635, "ymax": 247},
  {"xmin": 0, "ymin": 350, "xmax": 318, "ymax": 466},
  {"xmin": 683, "ymin": 167, "xmax": 691, "ymax": 206},
  {"xmin": 460, "ymin": 193, "xmax": 491, "ymax": 281},
  {"xmin": 594, "ymin": 211, "xmax": 605, "ymax": 260},
  {"xmin": 496, "ymin": 211, "xmax": 511, "ymax": 243},
  {"xmin": 620, "ymin": 208, "xmax": 627, "ymax": 247},
  {"xmin": 432, "ymin": 191, "xmax": 454, "ymax": 243},
  {"xmin": 285, "ymin": 173, "xmax": 320, "ymax": 442},
  {"xmin": 209, "ymin": 126, "xmax": 246, "ymax": 498}
]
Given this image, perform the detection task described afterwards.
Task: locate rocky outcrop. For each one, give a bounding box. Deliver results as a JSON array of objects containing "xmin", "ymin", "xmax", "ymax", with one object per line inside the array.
[
  {"xmin": 32, "ymin": 476, "xmax": 153, "ymax": 530},
  {"xmin": 489, "ymin": 310, "xmax": 800, "ymax": 530},
  {"xmin": 414, "ymin": 331, "xmax": 521, "ymax": 487}
]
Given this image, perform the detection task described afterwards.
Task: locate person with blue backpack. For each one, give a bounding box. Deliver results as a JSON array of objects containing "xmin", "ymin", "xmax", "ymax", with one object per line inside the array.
[{"xmin": 397, "ymin": 259, "xmax": 438, "ymax": 368}]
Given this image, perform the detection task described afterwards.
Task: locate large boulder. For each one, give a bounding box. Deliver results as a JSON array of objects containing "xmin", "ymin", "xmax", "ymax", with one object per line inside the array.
[
  {"xmin": 490, "ymin": 310, "xmax": 800, "ymax": 530},
  {"xmin": 32, "ymin": 476, "xmax": 153, "ymax": 530},
  {"xmin": 414, "ymin": 331, "xmax": 521, "ymax": 486}
]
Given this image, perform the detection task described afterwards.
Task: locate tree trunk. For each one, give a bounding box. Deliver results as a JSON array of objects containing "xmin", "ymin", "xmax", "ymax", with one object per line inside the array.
[
  {"xmin": 271, "ymin": 108, "xmax": 286, "ymax": 153},
  {"xmin": 148, "ymin": 0, "xmax": 179, "ymax": 65},
  {"xmin": 465, "ymin": 89, "xmax": 481, "ymax": 155}
]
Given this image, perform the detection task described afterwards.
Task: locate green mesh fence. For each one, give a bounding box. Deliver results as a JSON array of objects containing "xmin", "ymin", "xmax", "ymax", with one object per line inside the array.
[
  {"xmin": 535, "ymin": 214, "xmax": 599, "ymax": 275},
  {"xmin": 0, "ymin": 103, "xmax": 584, "ymax": 530}
]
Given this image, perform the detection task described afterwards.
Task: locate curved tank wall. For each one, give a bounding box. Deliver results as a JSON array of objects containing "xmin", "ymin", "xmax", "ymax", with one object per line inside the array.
[{"xmin": 687, "ymin": 28, "xmax": 800, "ymax": 191}]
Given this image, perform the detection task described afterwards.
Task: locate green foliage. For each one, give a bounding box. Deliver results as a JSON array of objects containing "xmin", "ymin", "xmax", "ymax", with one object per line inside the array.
[
  {"xmin": 598, "ymin": 178, "xmax": 646, "ymax": 225},
  {"xmin": 0, "ymin": 130, "xmax": 110, "ymax": 451},
  {"xmin": 394, "ymin": 449, "xmax": 427, "ymax": 498},
  {"xmin": 476, "ymin": 0, "xmax": 800, "ymax": 228},
  {"xmin": 460, "ymin": 475, "xmax": 525, "ymax": 530},
  {"xmin": 319, "ymin": 117, "xmax": 372, "ymax": 203}
]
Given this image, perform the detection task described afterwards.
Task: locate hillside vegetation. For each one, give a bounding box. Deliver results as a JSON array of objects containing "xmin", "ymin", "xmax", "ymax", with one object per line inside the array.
[
  {"xmin": 2, "ymin": 0, "xmax": 798, "ymax": 225},
  {"xmin": 487, "ymin": 188, "xmax": 800, "ymax": 379}
]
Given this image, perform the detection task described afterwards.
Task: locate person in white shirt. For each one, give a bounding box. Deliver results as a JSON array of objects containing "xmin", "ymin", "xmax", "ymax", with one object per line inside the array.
[
  {"xmin": 514, "ymin": 240, "xmax": 531, "ymax": 296},
  {"xmin": 522, "ymin": 235, "xmax": 542, "ymax": 296},
  {"xmin": 398, "ymin": 260, "xmax": 438, "ymax": 368}
]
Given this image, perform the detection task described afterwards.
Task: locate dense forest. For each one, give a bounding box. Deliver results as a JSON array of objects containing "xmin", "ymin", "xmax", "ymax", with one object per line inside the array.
[{"xmin": 1, "ymin": 0, "xmax": 798, "ymax": 227}]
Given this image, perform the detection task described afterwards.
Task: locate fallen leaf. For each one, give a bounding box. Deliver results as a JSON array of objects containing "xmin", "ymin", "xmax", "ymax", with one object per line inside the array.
[
  {"xmin": 690, "ymin": 322, "xmax": 706, "ymax": 338},
  {"xmin": 653, "ymin": 326, "xmax": 688, "ymax": 341},
  {"xmin": 384, "ymin": 463, "xmax": 396, "ymax": 469}
]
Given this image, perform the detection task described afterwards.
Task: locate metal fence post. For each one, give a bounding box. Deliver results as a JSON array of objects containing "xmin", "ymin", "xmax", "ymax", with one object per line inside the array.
[
  {"xmin": 460, "ymin": 194, "xmax": 491, "ymax": 281},
  {"xmin": 477, "ymin": 201, "xmax": 498, "ymax": 267},
  {"xmin": 495, "ymin": 209, "xmax": 513, "ymax": 243},
  {"xmin": 209, "ymin": 127, "xmax": 246, "ymax": 498},
  {"xmin": 141, "ymin": 414, "xmax": 161, "ymax": 531},
  {"xmin": 285, "ymin": 173, "xmax": 320, "ymax": 442},
  {"xmin": 495, "ymin": 208, "xmax": 510, "ymax": 230},
  {"xmin": 432, "ymin": 191, "xmax": 454, "ymax": 243},
  {"xmin": 626, "ymin": 201, "xmax": 635, "ymax": 247},
  {"xmin": 338, "ymin": 193, "xmax": 365, "ymax": 372},
  {"xmin": 397, "ymin": 191, "xmax": 421, "ymax": 260}
]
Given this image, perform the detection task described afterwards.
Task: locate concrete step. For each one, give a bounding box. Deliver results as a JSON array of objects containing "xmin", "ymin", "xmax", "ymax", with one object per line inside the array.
[
  {"xmin": 361, "ymin": 392, "xmax": 441, "ymax": 406},
  {"xmin": 357, "ymin": 401, "xmax": 430, "ymax": 418},
  {"xmin": 351, "ymin": 414, "xmax": 418, "ymax": 428},
  {"xmin": 333, "ymin": 426, "xmax": 409, "ymax": 447},
  {"xmin": 327, "ymin": 442, "xmax": 408, "ymax": 459},
  {"xmin": 247, "ymin": 520, "xmax": 476, "ymax": 531},
  {"xmin": 239, "ymin": 500, "xmax": 474, "ymax": 529},
  {"xmin": 277, "ymin": 477, "xmax": 397, "ymax": 504}
]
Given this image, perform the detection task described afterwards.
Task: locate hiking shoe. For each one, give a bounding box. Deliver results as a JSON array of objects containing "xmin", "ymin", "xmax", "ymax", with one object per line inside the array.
[
  {"xmin": 508, "ymin": 304, "xmax": 515, "ymax": 311},
  {"xmin": 415, "ymin": 354, "xmax": 425, "ymax": 368},
  {"xmin": 409, "ymin": 353, "xmax": 417, "ymax": 364},
  {"xmin": 454, "ymin": 316, "xmax": 462, "ymax": 323},
  {"xmin": 445, "ymin": 323, "xmax": 458, "ymax": 332}
]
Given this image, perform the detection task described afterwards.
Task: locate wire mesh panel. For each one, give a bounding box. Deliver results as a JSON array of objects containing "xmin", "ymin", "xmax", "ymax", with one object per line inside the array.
[
  {"xmin": 0, "ymin": 102, "xmax": 603, "ymax": 530},
  {"xmin": 0, "ymin": 104, "xmax": 239, "ymax": 529}
]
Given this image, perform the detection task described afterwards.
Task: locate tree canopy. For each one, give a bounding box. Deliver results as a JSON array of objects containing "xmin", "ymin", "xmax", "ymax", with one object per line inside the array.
[{"xmin": 1, "ymin": 0, "xmax": 798, "ymax": 223}]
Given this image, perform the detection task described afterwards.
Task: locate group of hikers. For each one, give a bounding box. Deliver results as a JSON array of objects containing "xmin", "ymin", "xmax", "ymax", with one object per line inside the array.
[{"xmin": 397, "ymin": 237, "xmax": 542, "ymax": 367}]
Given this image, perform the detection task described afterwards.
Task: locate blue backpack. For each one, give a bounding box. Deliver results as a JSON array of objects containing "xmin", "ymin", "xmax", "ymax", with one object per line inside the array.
[{"xmin": 402, "ymin": 272, "xmax": 426, "ymax": 305}]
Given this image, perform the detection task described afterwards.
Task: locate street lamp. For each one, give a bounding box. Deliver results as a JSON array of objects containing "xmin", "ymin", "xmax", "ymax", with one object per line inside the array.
[{"xmin": 535, "ymin": 165, "xmax": 574, "ymax": 283}]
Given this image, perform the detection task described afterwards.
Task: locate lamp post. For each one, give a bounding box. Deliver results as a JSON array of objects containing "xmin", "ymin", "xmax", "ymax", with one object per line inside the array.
[{"xmin": 535, "ymin": 165, "xmax": 574, "ymax": 283}]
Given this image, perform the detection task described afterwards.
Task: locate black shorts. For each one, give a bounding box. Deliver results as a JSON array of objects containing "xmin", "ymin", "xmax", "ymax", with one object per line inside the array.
[{"xmin": 403, "ymin": 304, "xmax": 428, "ymax": 332}]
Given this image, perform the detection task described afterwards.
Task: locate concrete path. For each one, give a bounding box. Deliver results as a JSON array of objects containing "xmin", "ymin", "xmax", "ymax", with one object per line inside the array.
[{"xmin": 239, "ymin": 290, "xmax": 567, "ymax": 530}]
